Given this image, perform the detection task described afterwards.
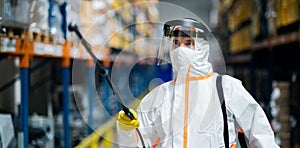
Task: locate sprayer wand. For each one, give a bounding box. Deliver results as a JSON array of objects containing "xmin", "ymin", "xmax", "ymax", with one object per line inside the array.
[{"xmin": 68, "ymin": 22, "xmax": 146, "ymax": 147}]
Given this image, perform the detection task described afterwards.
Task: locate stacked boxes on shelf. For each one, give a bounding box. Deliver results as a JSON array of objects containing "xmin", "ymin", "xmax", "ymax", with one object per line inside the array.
[
  {"xmin": 271, "ymin": 81, "xmax": 291, "ymax": 148},
  {"xmin": 290, "ymin": 76, "xmax": 300, "ymax": 148},
  {"xmin": 275, "ymin": 0, "xmax": 299, "ymax": 35},
  {"xmin": 227, "ymin": 0, "xmax": 252, "ymax": 54},
  {"xmin": 29, "ymin": 0, "xmax": 50, "ymax": 43},
  {"xmin": 217, "ymin": 0, "xmax": 300, "ymax": 54},
  {"xmin": 0, "ymin": 0, "xmax": 31, "ymax": 29},
  {"xmin": 78, "ymin": 0, "xmax": 159, "ymax": 61},
  {"xmin": 0, "ymin": 0, "xmax": 64, "ymax": 56},
  {"xmin": 0, "ymin": 0, "xmax": 159, "ymax": 60},
  {"xmin": 265, "ymin": 0, "xmax": 300, "ymax": 37},
  {"xmin": 0, "ymin": 0, "xmax": 64, "ymax": 43},
  {"xmin": 216, "ymin": 0, "xmax": 252, "ymax": 54},
  {"xmin": 0, "ymin": 0, "xmax": 30, "ymax": 53}
]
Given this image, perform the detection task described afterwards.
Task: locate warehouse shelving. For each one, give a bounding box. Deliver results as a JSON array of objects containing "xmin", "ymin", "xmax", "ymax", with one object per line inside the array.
[
  {"xmin": 0, "ymin": 35, "xmax": 105, "ymax": 148},
  {"xmin": 1, "ymin": 35, "xmax": 65, "ymax": 148},
  {"xmin": 0, "ymin": 0, "xmax": 161, "ymax": 147},
  {"xmin": 252, "ymin": 30, "xmax": 300, "ymax": 50},
  {"xmin": 225, "ymin": 28, "xmax": 300, "ymax": 64},
  {"xmin": 216, "ymin": 0, "xmax": 300, "ymax": 146},
  {"xmin": 224, "ymin": 27, "xmax": 300, "ymax": 115}
]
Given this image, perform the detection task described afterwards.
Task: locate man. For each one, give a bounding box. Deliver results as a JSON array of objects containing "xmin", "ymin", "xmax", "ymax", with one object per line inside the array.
[{"xmin": 117, "ymin": 18, "xmax": 279, "ymax": 148}]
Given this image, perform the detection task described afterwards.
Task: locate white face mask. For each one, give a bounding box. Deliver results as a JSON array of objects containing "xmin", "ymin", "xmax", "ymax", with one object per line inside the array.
[
  {"xmin": 170, "ymin": 39, "xmax": 213, "ymax": 76},
  {"xmin": 170, "ymin": 46, "xmax": 196, "ymax": 74}
]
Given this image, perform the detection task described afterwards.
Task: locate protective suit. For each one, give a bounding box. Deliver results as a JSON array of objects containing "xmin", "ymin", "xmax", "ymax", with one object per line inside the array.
[{"xmin": 117, "ymin": 19, "xmax": 279, "ymax": 148}]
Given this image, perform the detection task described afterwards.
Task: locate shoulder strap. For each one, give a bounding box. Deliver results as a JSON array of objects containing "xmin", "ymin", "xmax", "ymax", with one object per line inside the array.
[
  {"xmin": 216, "ymin": 75, "xmax": 229, "ymax": 148},
  {"xmin": 238, "ymin": 130, "xmax": 248, "ymax": 148}
]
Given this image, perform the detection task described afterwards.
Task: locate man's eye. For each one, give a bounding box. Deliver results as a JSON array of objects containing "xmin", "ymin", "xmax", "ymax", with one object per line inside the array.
[
  {"xmin": 185, "ymin": 40, "xmax": 192, "ymax": 46},
  {"xmin": 173, "ymin": 40, "xmax": 179, "ymax": 46}
]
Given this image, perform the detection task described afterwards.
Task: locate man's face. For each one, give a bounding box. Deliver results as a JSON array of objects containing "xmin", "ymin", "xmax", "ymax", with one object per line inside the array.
[{"xmin": 171, "ymin": 37, "xmax": 195, "ymax": 50}]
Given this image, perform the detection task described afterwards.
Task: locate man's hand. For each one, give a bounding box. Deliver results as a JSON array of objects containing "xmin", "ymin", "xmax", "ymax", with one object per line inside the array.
[{"xmin": 118, "ymin": 109, "xmax": 140, "ymax": 131}]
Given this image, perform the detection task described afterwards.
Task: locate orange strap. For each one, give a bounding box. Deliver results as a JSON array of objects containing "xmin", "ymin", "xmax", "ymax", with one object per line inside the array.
[
  {"xmin": 152, "ymin": 138, "xmax": 161, "ymax": 148},
  {"xmin": 135, "ymin": 131, "xmax": 139, "ymax": 148},
  {"xmin": 183, "ymin": 66, "xmax": 191, "ymax": 148},
  {"xmin": 188, "ymin": 71, "xmax": 214, "ymax": 81},
  {"xmin": 230, "ymin": 144, "xmax": 237, "ymax": 148},
  {"xmin": 238, "ymin": 130, "xmax": 244, "ymax": 133},
  {"xmin": 183, "ymin": 66, "xmax": 214, "ymax": 148}
]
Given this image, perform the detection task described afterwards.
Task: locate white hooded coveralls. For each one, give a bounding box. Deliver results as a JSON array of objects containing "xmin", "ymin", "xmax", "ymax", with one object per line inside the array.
[{"xmin": 118, "ymin": 39, "xmax": 279, "ymax": 148}]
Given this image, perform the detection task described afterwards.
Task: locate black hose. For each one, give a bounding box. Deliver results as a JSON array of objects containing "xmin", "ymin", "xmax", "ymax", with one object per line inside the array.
[{"xmin": 68, "ymin": 22, "xmax": 146, "ymax": 148}]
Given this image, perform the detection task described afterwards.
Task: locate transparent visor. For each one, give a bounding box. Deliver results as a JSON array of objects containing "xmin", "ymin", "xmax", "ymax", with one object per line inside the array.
[{"xmin": 157, "ymin": 19, "xmax": 226, "ymax": 74}]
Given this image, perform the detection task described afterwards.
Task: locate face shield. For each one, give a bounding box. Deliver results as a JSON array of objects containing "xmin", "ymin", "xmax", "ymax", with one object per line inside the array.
[{"xmin": 157, "ymin": 18, "xmax": 226, "ymax": 74}]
